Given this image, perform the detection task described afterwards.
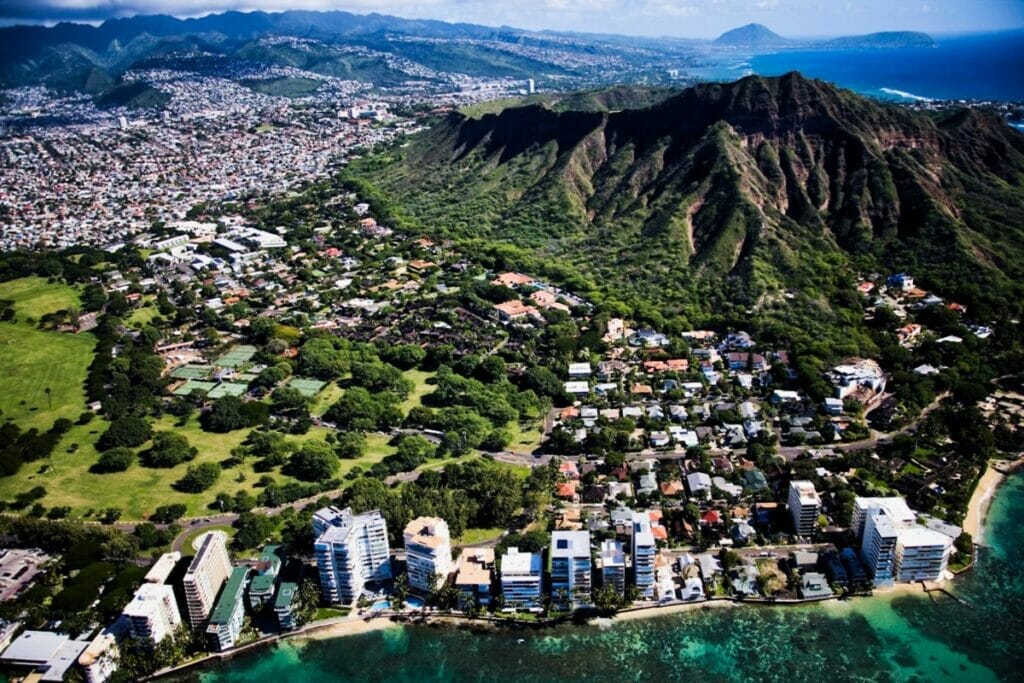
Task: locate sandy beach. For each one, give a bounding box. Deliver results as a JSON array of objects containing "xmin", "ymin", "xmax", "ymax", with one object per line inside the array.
[
  {"xmin": 963, "ymin": 464, "xmax": 1007, "ymax": 543},
  {"xmin": 295, "ymin": 615, "xmax": 403, "ymax": 642},
  {"xmin": 611, "ymin": 599, "xmax": 738, "ymax": 623}
]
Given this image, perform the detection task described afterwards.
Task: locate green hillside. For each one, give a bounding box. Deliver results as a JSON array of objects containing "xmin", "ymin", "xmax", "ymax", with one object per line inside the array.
[{"xmin": 344, "ymin": 73, "xmax": 1024, "ymax": 352}]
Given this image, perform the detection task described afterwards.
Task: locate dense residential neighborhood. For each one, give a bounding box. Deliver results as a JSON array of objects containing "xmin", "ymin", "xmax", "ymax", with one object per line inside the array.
[{"xmin": 0, "ymin": 189, "xmax": 1013, "ymax": 679}]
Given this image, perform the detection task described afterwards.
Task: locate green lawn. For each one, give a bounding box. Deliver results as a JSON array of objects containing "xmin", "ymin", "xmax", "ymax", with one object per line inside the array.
[
  {"xmin": 313, "ymin": 607, "xmax": 349, "ymax": 621},
  {"xmin": 127, "ymin": 300, "xmax": 161, "ymax": 328},
  {"xmin": 311, "ymin": 382, "xmax": 344, "ymax": 417},
  {"xmin": 0, "ymin": 277, "xmax": 81, "ymax": 321},
  {"xmin": 400, "ymin": 369, "xmax": 436, "ymax": 413},
  {"xmin": 456, "ymin": 527, "xmax": 505, "ymax": 545},
  {"xmin": 0, "ymin": 278, "xmax": 94, "ymax": 432},
  {"xmin": 504, "ymin": 419, "xmax": 544, "ymax": 455},
  {"xmin": 0, "ymin": 405, "xmax": 403, "ymax": 521}
]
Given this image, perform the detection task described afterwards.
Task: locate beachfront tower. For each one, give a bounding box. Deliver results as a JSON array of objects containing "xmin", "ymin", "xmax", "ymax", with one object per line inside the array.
[
  {"xmin": 550, "ymin": 530, "xmax": 592, "ymax": 609},
  {"xmin": 403, "ymin": 517, "xmax": 452, "ymax": 593},
  {"xmin": 788, "ymin": 481, "xmax": 822, "ymax": 536},
  {"xmin": 182, "ymin": 532, "xmax": 232, "ymax": 629},
  {"xmin": 313, "ymin": 506, "xmax": 391, "ymax": 605}
]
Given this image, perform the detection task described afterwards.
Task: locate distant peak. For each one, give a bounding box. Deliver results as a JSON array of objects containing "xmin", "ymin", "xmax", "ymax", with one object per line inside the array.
[{"xmin": 713, "ymin": 23, "xmax": 789, "ymax": 47}]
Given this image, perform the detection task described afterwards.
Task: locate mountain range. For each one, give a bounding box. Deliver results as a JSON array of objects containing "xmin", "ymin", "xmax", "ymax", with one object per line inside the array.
[
  {"xmin": 0, "ymin": 11, "xmax": 937, "ymax": 95},
  {"xmin": 344, "ymin": 73, "xmax": 1024, "ymax": 333}
]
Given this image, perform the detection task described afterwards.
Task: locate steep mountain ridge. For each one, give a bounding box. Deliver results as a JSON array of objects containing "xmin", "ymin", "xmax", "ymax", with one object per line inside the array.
[{"xmin": 348, "ymin": 73, "xmax": 1024, "ymax": 322}]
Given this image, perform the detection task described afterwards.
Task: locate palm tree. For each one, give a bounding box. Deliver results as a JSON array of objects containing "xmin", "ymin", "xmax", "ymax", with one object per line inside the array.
[{"xmin": 392, "ymin": 572, "xmax": 409, "ymax": 611}]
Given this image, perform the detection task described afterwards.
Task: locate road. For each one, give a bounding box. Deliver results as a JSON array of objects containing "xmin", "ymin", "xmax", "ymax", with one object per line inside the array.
[{"xmin": 775, "ymin": 391, "xmax": 950, "ymax": 459}]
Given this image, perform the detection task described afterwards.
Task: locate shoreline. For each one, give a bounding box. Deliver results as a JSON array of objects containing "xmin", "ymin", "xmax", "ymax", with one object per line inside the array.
[
  {"xmin": 154, "ymin": 464, "xmax": 1024, "ymax": 680},
  {"xmin": 963, "ymin": 456, "xmax": 1024, "ymax": 543}
]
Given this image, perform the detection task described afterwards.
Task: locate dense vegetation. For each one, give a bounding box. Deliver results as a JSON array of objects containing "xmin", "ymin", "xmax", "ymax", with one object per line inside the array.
[{"xmin": 344, "ymin": 73, "xmax": 1024, "ymax": 367}]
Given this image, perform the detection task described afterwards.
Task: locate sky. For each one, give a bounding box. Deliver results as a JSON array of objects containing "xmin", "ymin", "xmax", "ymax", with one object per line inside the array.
[{"xmin": 0, "ymin": 0, "xmax": 1022, "ymax": 38}]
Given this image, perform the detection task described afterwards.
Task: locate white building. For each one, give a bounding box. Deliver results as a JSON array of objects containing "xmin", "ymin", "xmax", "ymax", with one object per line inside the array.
[
  {"xmin": 896, "ymin": 527, "xmax": 953, "ymax": 582},
  {"xmin": 500, "ymin": 547, "xmax": 542, "ymax": 611},
  {"xmin": 403, "ymin": 517, "xmax": 452, "ymax": 593},
  {"xmin": 153, "ymin": 234, "xmax": 189, "ymax": 251},
  {"xmin": 631, "ymin": 513, "xmax": 656, "ymax": 599},
  {"xmin": 78, "ymin": 625, "xmax": 122, "ymax": 683},
  {"xmin": 550, "ymin": 530, "xmax": 592, "ymax": 608},
  {"xmin": 788, "ymin": 481, "xmax": 821, "ymax": 536},
  {"xmin": 854, "ymin": 497, "xmax": 952, "ymax": 585},
  {"xmin": 183, "ymin": 533, "xmax": 232, "ymax": 628},
  {"xmin": 567, "ymin": 362, "xmax": 591, "ymax": 378},
  {"xmin": 205, "ymin": 566, "xmax": 248, "ymax": 652},
  {"xmin": 313, "ymin": 506, "xmax": 391, "ymax": 605},
  {"xmin": 826, "ymin": 358, "xmax": 887, "ymax": 400},
  {"xmin": 122, "ymin": 583, "xmax": 182, "ymax": 647},
  {"xmin": 144, "ymin": 551, "xmax": 180, "ymax": 584},
  {"xmin": 600, "ymin": 540, "xmax": 625, "ymax": 595}
]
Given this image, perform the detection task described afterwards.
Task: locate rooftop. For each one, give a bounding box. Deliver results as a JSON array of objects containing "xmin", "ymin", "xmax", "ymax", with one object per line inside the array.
[
  {"xmin": 456, "ymin": 548, "xmax": 494, "ymax": 586},
  {"xmin": 501, "ymin": 548, "xmax": 541, "ymax": 576},
  {"xmin": 600, "ymin": 540, "xmax": 625, "ymax": 567},
  {"xmin": 274, "ymin": 582, "xmax": 298, "ymax": 609},
  {"xmin": 208, "ymin": 566, "xmax": 248, "ymax": 626},
  {"xmin": 122, "ymin": 583, "xmax": 176, "ymax": 619},
  {"xmin": 789, "ymin": 480, "xmax": 821, "ymax": 506},
  {"xmin": 403, "ymin": 517, "xmax": 451, "ymax": 549},
  {"xmin": 145, "ymin": 551, "xmax": 181, "ymax": 584},
  {"xmin": 551, "ymin": 530, "xmax": 591, "ymax": 558}
]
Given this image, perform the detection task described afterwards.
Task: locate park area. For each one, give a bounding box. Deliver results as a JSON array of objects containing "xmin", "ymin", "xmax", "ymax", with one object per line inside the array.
[
  {"xmin": 0, "ymin": 277, "xmax": 94, "ymax": 432},
  {"xmin": 0, "ymin": 277, "xmax": 544, "ymax": 523}
]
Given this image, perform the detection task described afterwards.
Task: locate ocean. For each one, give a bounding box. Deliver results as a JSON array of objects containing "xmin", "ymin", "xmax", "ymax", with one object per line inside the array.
[
  {"xmin": 690, "ymin": 30, "xmax": 1024, "ymax": 103},
  {"xmin": 191, "ymin": 473, "xmax": 1024, "ymax": 682}
]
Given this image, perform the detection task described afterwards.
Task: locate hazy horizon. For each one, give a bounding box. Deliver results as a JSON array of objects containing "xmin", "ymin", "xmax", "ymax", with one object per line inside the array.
[{"xmin": 1, "ymin": 0, "xmax": 1022, "ymax": 38}]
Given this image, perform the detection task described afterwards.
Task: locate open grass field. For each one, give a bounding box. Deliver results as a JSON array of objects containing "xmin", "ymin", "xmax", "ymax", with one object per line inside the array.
[
  {"xmin": 0, "ymin": 277, "xmax": 81, "ymax": 321},
  {"xmin": 0, "ymin": 278, "xmax": 93, "ymax": 432},
  {"xmin": 504, "ymin": 418, "xmax": 544, "ymax": 455},
  {"xmin": 310, "ymin": 382, "xmax": 344, "ymax": 416},
  {"xmin": 455, "ymin": 527, "xmax": 505, "ymax": 545},
  {"xmin": 0, "ymin": 278, "xmax": 540, "ymax": 522},
  {"xmin": 400, "ymin": 368, "xmax": 436, "ymax": 413},
  {"xmin": 0, "ymin": 415, "xmax": 403, "ymax": 520},
  {"xmin": 127, "ymin": 300, "xmax": 162, "ymax": 328}
]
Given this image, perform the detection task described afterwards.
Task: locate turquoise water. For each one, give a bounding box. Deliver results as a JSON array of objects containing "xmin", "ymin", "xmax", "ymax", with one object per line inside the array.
[
  {"xmin": 194, "ymin": 475, "xmax": 1024, "ymax": 682},
  {"xmin": 693, "ymin": 31, "xmax": 1024, "ymax": 102}
]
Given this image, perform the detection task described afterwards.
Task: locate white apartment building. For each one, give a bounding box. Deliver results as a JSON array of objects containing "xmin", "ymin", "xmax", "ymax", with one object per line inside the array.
[
  {"xmin": 896, "ymin": 528, "xmax": 954, "ymax": 582},
  {"xmin": 788, "ymin": 480, "xmax": 822, "ymax": 536},
  {"xmin": 855, "ymin": 497, "xmax": 953, "ymax": 586},
  {"xmin": 122, "ymin": 583, "xmax": 182, "ymax": 647},
  {"xmin": 183, "ymin": 532, "xmax": 232, "ymax": 628},
  {"xmin": 631, "ymin": 513, "xmax": 656, "ymax": 599},
  {"xmin": 600, "ymin": 540, "xmax": 626, "ymax": 595},
  {"xmin": 404, "ymin": 517, "xmax": 453, "ymax": 593},
  {"xmin": 550, "ymin": 530, "xmax": 592, "ymax": 609},
  {"xmin": 313, "ymin": 506, "xmax": 391, "ymax": 605},
  {"xmin": 78, "ymin": 626, "xmax": 121, "ymax": 683},
  {"xmin": 500, "ymin": 547, "xmax": 542, "ymax": 611}
]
